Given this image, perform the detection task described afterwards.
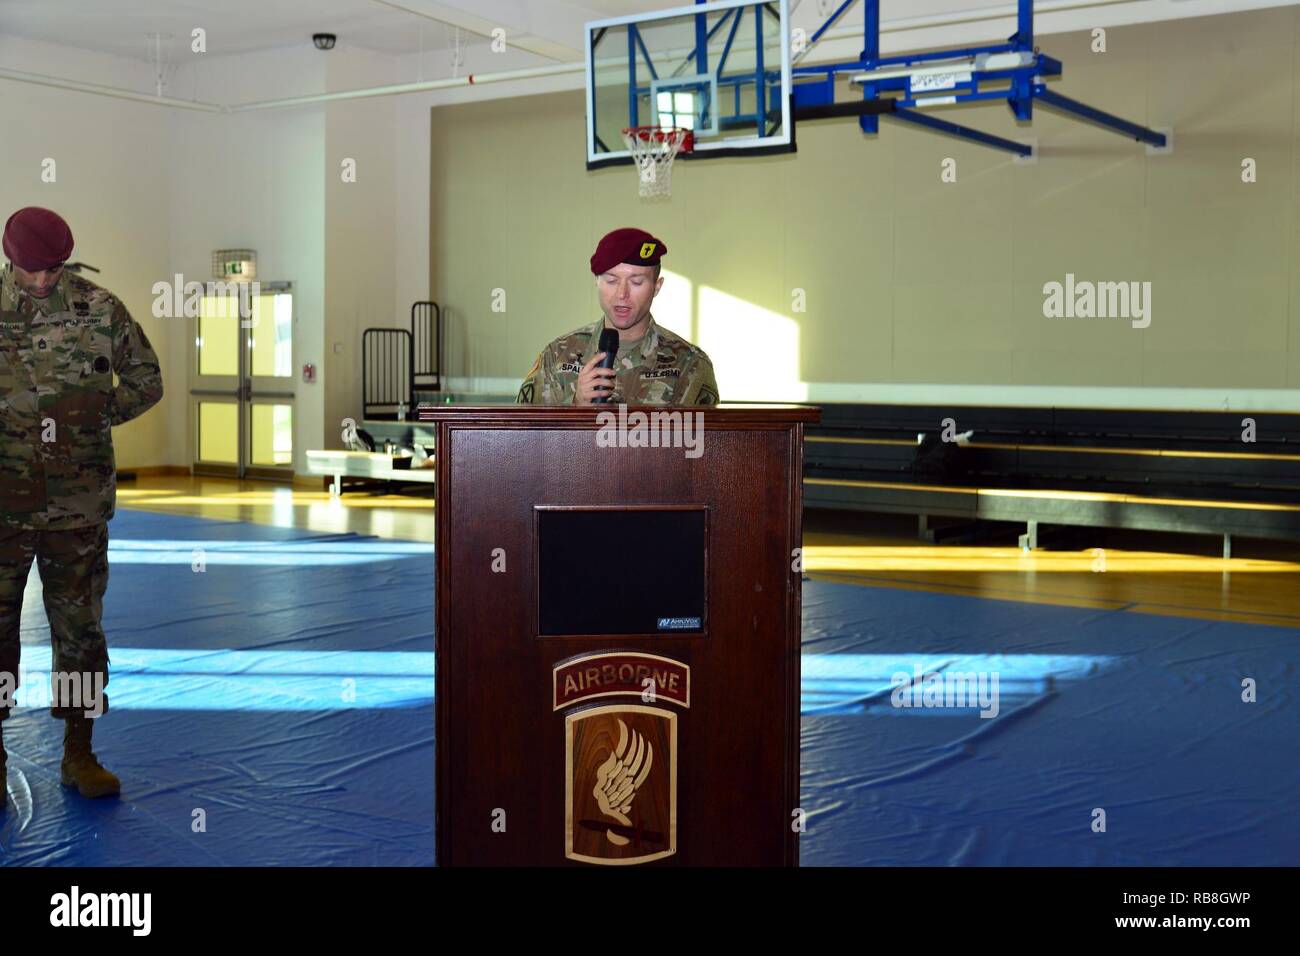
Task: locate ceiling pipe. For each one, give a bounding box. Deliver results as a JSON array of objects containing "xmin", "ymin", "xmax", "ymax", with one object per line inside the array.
[
  {"xmin": 0, "ymin": 65, "xmax": 225, "ymax": 112},
  {"xmin": 229, "ymin": 61, "xmax": 582, "ymax": 111}
]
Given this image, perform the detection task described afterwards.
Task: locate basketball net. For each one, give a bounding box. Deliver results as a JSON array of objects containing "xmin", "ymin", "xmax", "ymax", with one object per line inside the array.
[{"xmin": 622, "ymin": 127, "xmax": 692, "ymax": 198}]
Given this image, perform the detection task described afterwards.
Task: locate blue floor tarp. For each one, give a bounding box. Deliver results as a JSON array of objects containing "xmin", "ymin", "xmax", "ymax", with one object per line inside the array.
[{"xmin": 1, "ymin": 509, "xmax": 1295, "ymax": 865}]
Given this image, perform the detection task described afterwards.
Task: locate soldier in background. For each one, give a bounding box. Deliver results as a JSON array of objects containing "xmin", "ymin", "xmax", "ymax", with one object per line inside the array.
[
  {"xmin": 516, "ymin": 228, "xmax": 720, "ymax": 406},
  {"xmin": 0, "ymin": 206, "xmax": 163, "ymax": 806}
]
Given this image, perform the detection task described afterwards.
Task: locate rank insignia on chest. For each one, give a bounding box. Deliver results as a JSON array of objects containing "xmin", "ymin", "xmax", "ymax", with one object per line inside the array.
[{"xmin": 93, "ymin": 356, "xmax": 111, "ymax": 373}]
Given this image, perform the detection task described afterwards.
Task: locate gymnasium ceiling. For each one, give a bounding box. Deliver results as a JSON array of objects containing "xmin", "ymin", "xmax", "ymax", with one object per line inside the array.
[{"xmin": 0, "ymin": 0, "xmax": 1284, "ymax": 66}]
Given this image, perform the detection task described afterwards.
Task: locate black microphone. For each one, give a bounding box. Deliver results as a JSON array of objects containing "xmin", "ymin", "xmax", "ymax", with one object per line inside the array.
[{"xmin": 593, "ymin": 328, "xmax": 620, "ymax": 404}]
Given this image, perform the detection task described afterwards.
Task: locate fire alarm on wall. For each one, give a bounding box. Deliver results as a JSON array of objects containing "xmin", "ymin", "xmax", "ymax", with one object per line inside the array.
[{"xmin": 303, "ymin": 363, "xmax": 316, "ymax": 383}]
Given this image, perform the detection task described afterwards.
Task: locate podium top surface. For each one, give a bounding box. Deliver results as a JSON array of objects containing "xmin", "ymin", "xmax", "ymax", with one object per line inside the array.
[{"xmin": 417, "ymin": 403, "xmax": 821, "ymax": 425}]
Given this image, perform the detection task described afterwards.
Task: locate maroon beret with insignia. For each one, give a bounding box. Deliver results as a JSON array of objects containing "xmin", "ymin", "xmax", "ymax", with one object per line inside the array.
[
  {"xmin": 3, "ymin": 206, "xmax": 74, "ymax": 272},
  {"xmin": 590, "ymin": 227, "xmax": 667, "ymax": 275}
]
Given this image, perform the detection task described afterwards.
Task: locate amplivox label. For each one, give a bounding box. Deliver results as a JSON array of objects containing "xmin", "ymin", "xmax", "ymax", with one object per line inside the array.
[{"xmin": 657, "ymin": 617, "xmax": 701, "ymax": 631}]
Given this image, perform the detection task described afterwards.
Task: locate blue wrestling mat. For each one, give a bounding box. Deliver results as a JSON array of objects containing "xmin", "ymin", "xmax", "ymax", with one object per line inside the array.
[
  {"xmin": 1, "ymin": 509, "xmax": 1294, "ymax": 865},
  {"xmin": 0, "ymin": 510, "xmax": 437, "ymax": 866},
  {"xmin": 798, "ymin": 582, "xmax": 1299, "ymax": 866}
]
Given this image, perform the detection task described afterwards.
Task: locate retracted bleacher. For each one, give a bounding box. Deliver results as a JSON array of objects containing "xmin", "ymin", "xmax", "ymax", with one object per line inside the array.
[{"xmin": 803, "ymin": 404, "xmax": 1300, "ymax": 554}]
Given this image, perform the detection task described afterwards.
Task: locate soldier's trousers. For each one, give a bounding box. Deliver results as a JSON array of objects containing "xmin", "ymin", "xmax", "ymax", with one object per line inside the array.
[{"xmin": 0, "ymin": 523, "xmax": 110, "ymax": 722}]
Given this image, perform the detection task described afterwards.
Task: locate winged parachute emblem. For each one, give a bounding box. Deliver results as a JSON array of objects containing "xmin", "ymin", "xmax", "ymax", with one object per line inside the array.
[{"xmin": 592, "ymin": 718, "xmax": 653, "ymax": 845}]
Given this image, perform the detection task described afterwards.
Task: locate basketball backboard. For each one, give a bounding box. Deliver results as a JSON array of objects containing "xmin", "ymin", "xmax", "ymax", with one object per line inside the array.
[{"xmin": 585, "ymin": 0, "xmax": 792, "ymax": 169}]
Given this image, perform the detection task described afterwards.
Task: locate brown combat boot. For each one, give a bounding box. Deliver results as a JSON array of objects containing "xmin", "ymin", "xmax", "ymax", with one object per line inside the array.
[{"xmin": 60, "ymin": 717, "xmax": 120, "ymax": 798}]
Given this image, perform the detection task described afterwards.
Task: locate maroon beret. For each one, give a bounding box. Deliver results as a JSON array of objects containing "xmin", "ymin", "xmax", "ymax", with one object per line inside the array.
[
  {"xmin": 590, "ymin": 227, "xmax": 667, "ymax": 275},
  {"xmin": 3, "ymin": 206, "xmax": 74, "ymax": 272}
]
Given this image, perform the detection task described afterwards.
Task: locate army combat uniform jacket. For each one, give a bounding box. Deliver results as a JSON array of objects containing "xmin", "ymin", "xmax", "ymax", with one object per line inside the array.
[
  {"xmin": 0, "ymin": 265, "xmax": 163, "ymax": 530},
  {"xmin": 516, "ymin": 316, "xmax": 719, "ymax": 405}
]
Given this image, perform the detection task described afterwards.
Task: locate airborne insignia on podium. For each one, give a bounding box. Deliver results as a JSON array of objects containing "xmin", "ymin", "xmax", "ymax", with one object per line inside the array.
[{"xmin": 556, "ymin": 652, "xmax": 688, "ymax": 865}]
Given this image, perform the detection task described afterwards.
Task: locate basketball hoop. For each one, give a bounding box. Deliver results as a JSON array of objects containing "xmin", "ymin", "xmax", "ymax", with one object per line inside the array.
[{"xmin": 622, "ymin": 126, "xmax": 694, "ymax": 198}]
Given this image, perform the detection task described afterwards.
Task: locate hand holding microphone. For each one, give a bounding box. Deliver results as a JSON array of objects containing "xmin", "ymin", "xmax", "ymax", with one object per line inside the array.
[{"xmin": 576, "ymin": 328, "xmax": 621, "ymax": 404}]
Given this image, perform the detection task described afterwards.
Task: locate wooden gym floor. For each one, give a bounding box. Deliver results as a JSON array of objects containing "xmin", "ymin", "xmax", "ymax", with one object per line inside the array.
[{"xmin": 117, "ymin": 475, "xmax": 1300, "ymax": 630}]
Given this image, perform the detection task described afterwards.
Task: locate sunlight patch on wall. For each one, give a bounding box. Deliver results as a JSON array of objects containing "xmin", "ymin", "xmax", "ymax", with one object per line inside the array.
[
  {"xmin": 697, "ymin": 286, "xmax": 806, "ymax": 402},
  {"xmin": 654, "ymin": 269, "xmax": 695, "ymax": 341}
]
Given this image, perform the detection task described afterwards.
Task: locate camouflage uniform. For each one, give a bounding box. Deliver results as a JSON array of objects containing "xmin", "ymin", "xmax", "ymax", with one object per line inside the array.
[
  {"xmin": 516, "ymin": 316, "xmax": 720, "ymax": 405},
  {"xmin": 0, "ymin": 264, "xmax": 163, "ymax": 720}
]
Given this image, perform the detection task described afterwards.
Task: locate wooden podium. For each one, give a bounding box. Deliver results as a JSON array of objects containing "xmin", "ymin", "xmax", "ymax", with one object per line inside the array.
[{"xmin": 423, "ymin": 404, "xmax": 819, "ymax": 866}]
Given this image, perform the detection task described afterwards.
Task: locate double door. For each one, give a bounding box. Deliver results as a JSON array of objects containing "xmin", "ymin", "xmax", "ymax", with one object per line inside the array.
[{"xmin": 190, "ymin": 283, "xmax": 295, "ymax": 479}]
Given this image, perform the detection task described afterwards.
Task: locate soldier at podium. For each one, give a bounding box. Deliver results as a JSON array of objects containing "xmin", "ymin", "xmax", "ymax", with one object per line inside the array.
[{"xmin": 515, "ymin": 228, "xmax": 719, "ymax": 406}]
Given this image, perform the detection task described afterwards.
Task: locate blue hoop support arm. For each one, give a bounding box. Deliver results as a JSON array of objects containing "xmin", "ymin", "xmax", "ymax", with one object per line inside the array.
[
  {"xmin": 1034, "ymin": 87, "xmax": 1168, "ymax": 148},
  {"xmin": 889, "ymin": 107, "xmax": 1035, "ymax": 157}
]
